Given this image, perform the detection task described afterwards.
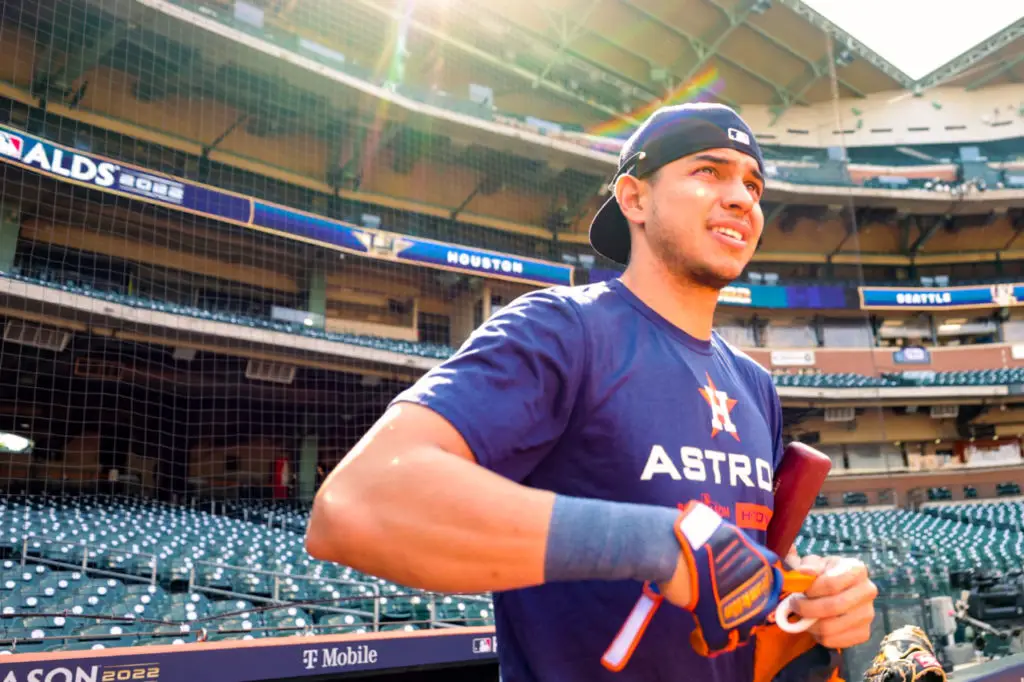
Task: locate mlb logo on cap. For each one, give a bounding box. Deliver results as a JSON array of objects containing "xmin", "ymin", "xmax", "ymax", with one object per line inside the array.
[
  {"xmin": 588, "ymin": 103, "xmax": 765, "ymax": 266},
  {"xmin": 728, "ymin": 128, "xmax": 750, "ymax": 146}
]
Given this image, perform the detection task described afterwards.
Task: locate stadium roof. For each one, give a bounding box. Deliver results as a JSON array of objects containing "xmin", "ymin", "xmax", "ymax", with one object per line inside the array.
[
  {"xmin": 802, "ymin": 0, "xmax": 1022, "ymax": 82},
  {"xmin": 438, "ymin": 0, "xmax": 1024, "ymax": 125}
]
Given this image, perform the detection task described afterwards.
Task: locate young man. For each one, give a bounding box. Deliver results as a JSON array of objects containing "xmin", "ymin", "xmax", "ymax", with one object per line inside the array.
[{"xmin": 305, "ymin": 104, "xmax": 876, "ymax": 681}]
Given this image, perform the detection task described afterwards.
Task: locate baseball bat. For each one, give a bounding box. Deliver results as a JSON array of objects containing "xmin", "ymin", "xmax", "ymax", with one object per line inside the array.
[
  {"xmin": 600, "ymin": 441, "xmax": 832, "ymax": 672},
  {"xmin": 768, "ymin": 441, "xmax": 832, "ymax": 559}
]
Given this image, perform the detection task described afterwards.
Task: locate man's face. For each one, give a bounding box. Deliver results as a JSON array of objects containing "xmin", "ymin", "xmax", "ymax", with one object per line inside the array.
[{"xmin": 632, "ymin": 147, "xmax": 765, "ymax": 290}]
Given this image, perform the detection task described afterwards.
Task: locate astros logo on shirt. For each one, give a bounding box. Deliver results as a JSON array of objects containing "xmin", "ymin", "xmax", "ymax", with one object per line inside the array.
[{"xmin": 699, "ymin": 373, "xmax": 740, "ymax": 441}]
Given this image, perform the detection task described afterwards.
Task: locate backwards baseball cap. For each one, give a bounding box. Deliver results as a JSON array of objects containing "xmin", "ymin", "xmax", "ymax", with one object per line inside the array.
[{"xmin": 589, "ymin": 103, "xmax": 765, "ymax": 266}]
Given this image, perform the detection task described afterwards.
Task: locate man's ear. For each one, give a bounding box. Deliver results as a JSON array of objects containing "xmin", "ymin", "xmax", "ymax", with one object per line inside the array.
[{"xmin": 615, "ymin": 174, "xmax": 646, "ymax": 226}]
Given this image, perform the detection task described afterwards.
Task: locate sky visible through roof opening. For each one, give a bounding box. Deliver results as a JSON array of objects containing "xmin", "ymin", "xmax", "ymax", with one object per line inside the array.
[{"xmin": 800, "ymin": 0, "xmax": 1022, "ymax": 81}]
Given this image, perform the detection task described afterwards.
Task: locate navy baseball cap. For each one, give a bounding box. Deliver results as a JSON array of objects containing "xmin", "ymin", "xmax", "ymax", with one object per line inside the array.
[{"xmin": 589, "ymin": 103, "xmax": 765, "ymax": 266}]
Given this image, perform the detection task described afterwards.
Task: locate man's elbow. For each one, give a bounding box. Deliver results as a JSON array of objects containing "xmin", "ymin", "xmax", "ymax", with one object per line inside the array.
[{"xmin": 305, "ymin": 486, "xmax": 368, "ymax": 564}]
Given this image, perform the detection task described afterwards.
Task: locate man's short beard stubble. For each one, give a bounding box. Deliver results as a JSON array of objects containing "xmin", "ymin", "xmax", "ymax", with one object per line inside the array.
[{"xmin": 647, "ymin": 197, "xmax": 735, "ymax": 291}]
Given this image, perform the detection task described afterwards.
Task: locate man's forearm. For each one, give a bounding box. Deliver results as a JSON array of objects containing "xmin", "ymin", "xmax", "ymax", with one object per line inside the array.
[
  {"xmin": 307, "ymin": 444, "xmax": 556, "ymax": 593},
  {"xmin": 306, "ymin": 443, "xmax": 684, "ymax": 595}
]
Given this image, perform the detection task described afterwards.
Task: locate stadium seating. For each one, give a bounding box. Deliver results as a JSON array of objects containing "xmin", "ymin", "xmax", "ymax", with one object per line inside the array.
[
  {"xmin": 0, "ymin": 497, "xmax": 494, "ymax": 653},
  {"xmin": 7, "ymin": 492, "xmax": 1024, "ymax": 653},
  {"xmin": 13, "ymin": 267, "xmax": 1024, "ymax": 394},
  {"xmin": 773, "ymin": 372, "xmax": 892, "ymax": 388},
  {"xmin": 796, "ymin": 504, "xmax": 1024, "ymax": 599},
  {"xmin": 162, "ymin": 0, "xmax": 1020, "ymax": 194},
  {"xmin": 9, "ymin": 489, "xmax": 1024, "ymax": 655},
  {"xmin": 0, "ymin": 269, "xmax": 454, "ymax": 360}
]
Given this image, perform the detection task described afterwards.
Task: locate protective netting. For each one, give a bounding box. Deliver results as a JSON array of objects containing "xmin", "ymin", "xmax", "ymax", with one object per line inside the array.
[
  {"xmin": 0, "ymin": 0, "xmax": 1020, "ymax": 667},
  {"xmin": 0, "ymin": 0, "xmax": 600, "ymax": 505}
]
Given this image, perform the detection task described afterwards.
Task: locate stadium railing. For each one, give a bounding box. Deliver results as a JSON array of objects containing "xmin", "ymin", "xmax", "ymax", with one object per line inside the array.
[
  {"xmin": 20, "ymin": 535, "xmax": 159, "ymax": 587},
  {"xmin": 186, "ymin": 559, "xmax": 381, "ymax": 626},
  {"xmin": 3, "ymin": 497, "xmax": 493, "ymax": 646},
  {"xmin": 10, "ymin": 267, "xmax": 1024, "ymax": 403}
]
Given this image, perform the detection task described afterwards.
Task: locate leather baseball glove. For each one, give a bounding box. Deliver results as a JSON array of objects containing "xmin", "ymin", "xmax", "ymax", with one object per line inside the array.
[{"xmin": 863, "ymin": 625, "xmax": 947, "ymax": 682}]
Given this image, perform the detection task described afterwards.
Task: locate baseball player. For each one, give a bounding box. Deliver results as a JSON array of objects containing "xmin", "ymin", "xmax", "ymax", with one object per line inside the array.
[{"xmin": 306, "ymin": 104, "xmax": 877, "ymax": 681}]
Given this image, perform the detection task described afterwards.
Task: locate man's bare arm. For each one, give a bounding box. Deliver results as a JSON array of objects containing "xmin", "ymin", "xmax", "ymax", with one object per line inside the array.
[
  {"xmin": 306, "ymin": 401, "xmax": 694, "ymax": 607},
  {"xmin": 305, "ymin": 402, "xmax": 559, "ymax": 594}
]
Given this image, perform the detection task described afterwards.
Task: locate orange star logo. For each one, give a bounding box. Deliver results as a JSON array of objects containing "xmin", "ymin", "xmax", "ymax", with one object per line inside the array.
[{"xmin": 699, "ymin": 373, "xmax": 740, "ymax": 441}]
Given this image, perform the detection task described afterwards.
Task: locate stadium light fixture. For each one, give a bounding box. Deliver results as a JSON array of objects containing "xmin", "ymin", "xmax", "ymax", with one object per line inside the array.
[
  {"xmin": 834, "ymin": 48, "xmax": 854, "ymax": 67},
  {"xmin": 0, "ymin": 432, "xmax": 33, "ymax": 454}
]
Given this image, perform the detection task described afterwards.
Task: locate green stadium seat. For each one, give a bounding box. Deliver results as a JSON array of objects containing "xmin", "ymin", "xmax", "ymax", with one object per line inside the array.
[
  {"xmin": 380, "ymin": 623, "xmax": 422, "ymax": 632},
  {"xmin": 59, "ymin": 639, "xmax": 134, "ymax": 651},
  {"xmin": 138, "ymin": 636, "xmax": 190, "ymax": 647},
  {"xmin": 215, "ymin": 616, "xmax": 263, "ymax": 638},
  {"xmin": 0, "ymin": 641, "xmax": 53, "ymax": 654},
  {"xmin": 318, "ymin": 613, "xmax": 369, "ymax": 634}
]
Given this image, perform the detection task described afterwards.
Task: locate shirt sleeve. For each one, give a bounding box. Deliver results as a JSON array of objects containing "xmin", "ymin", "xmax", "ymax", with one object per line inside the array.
[
  {"xmin": 389, "ymin": 289, "xmax": 587, "ymax": 483},
  {"xmin": 751, "ymin": 362, "xmax": 784, "ymax": 473}
]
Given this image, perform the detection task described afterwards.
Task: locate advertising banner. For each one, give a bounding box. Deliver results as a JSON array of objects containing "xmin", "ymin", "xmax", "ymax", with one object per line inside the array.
[
  {"xmin": 770, "ymin": 350, "xmax": 816, "ymax": 367},
  {"xmin": 0, "ymin": 125, "xmax": 574, "ymax": 288},
  {"xmin": 892, "ymin": 346, "xmax": 931, "ymax": 365},
  {"xmin": 859, "ymin": 284, "xmax": 1024, "ymax": 310},
  {"xmin": 0, "ymin": 628, "xmax": 498, "ymax": 682}
]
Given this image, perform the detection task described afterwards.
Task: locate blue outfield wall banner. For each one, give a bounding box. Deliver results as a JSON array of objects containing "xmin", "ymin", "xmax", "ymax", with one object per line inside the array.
[
  {"xmin": 586, "ymin": 270, "xmax": 850, "ymax": 309},
  {"xmin": 859, "ymin": 284, "xmax": 1024, "ymax": 310},
  {"xmin": 0, "ymin": 125, "xmax": 574, "ymax": 288},
  {"xmin": 0, "ymin": 628, "xmax": 499, "ymax": 682},
  {"xmin": 713, "ymin": 283, "xmax": 848, "ymax": 309}
]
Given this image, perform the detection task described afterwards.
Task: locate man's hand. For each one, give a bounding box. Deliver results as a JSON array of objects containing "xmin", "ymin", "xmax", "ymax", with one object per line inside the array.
[
  {"xmin": 667, "ymin": 501, "xmax": 785, "ymax": 656},
  {"xmin": 789, "ymin": 554, "xmax": 878, "ymax": 649}
]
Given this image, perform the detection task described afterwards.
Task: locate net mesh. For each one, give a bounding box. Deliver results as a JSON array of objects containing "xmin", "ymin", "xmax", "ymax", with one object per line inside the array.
[
  {"xmin": 0, "ymin": 0, "xmax": 1016, "ymax": 667},
  {"xmin": 0, "ymin": 0, "xmax": 599, "ymax": 505}
]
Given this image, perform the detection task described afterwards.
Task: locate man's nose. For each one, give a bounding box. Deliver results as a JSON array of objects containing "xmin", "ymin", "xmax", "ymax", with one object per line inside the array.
[{"xmin": 721, "ymin": 177, "xmax": 755, "ymax": 212}]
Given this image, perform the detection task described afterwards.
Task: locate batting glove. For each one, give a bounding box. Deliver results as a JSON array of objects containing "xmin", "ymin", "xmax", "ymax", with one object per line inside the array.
[{"xmin": 674, "ymin": 500, "xmax": 786, "ymax": 657}]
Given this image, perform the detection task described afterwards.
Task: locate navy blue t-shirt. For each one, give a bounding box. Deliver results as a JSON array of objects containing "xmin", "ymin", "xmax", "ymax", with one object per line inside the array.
[{"xmin": 391, "ymin": 278, "xmax": 785, "ymax": 682}]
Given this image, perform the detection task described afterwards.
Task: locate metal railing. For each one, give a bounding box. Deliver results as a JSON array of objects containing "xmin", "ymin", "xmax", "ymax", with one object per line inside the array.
[
  {"xmin": 20, "ymin": 535, "xmax": 158, "ymax": 586},
  {"xmin": 3, "ymin": 515, "xmax": 496, "ymax": 653},
  {"xmin": 186, "ymin": 559, "xmax": 381, "ymax": 627}
]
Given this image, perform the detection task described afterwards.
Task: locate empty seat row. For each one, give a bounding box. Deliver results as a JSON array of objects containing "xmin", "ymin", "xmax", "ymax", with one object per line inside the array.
[{"xmin": 1, "ymin": 496, "xmax": 494, "ymax": 655}]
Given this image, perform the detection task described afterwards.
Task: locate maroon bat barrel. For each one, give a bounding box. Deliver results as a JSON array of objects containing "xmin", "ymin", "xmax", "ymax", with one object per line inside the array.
[{"xmin": 767, "ymin": 442, "xmax": 833, "ymax": 557}]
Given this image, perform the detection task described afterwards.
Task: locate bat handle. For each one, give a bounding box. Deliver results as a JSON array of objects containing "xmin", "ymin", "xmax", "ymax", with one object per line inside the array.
[
  {"xmin": 774, "ymin": 594, "xmax": 816, "ymax": 634},
  {"xmin": 603, "ymin": 568, "xmax": 819, "ymax": 670},
  {"xmin": 601, "ymin": 581, "xmax": 663, "ymax": 672}
]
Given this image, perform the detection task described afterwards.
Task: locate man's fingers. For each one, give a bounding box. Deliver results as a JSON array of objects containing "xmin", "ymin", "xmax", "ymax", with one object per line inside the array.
[
  {"xmin": 807, "ymin": 602, "xmax": 875, "ymax": 643},
  {"xmin": 810, "ymin": 607, "xmax": 876, "ymax": 650},
  {"xmin": 793, "ymin": 575, "xmax": 878, "ymax": 621},
  {"xmin": 793, "ymin": 554, "xmax": 826, "ymax": 576},
  {"xmin": 803, "ymin": 558, "xmax": 869, "ymax": 599}
]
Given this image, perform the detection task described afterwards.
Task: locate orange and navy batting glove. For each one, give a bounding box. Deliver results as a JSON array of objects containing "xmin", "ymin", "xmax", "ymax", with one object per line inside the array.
[
  {"xmin": 674, "ymin": 500, "xmax": 786, "ymax": 657},
  {"xmin": 601, "ymin": 501, "xmax": 819, "ymax": 672}
]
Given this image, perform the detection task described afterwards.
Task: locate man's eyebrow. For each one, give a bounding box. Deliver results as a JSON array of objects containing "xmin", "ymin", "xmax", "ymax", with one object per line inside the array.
[{"xmin": 691, "ymin": 153, "xmax": 764, "ymax": 185}]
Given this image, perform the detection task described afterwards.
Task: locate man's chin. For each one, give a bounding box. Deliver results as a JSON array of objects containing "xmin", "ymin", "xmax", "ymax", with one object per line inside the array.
[{"xmin": 691, "ymin": 266, "xmax": 745, "ymax": 291}]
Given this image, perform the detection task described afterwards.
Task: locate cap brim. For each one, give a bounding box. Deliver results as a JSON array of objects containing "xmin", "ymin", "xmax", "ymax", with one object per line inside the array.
[{"xmin": 589, "ymin": 194, "xmax": 631, "ymax": 266}]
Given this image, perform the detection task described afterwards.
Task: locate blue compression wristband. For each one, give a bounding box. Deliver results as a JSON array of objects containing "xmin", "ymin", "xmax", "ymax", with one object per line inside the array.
[{"xmin": 543, "ymin": 495, "xmax": 681, "ymax": 585}]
